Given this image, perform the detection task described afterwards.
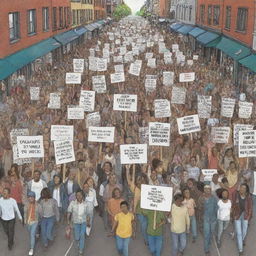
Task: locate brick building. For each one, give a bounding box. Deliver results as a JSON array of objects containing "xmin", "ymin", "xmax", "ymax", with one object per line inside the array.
[{"xmin": 94, "ymin": 0, "xmax": 106, "ymax": 20}]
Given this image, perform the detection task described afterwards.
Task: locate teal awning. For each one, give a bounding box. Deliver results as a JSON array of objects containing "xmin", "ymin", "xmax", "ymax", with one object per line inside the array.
[
  {"xmin": 196, "ymin": 31, "xmax": 220, "ymax": 46},
  {"xmin": 0, "ymin": 59, "xmax": 17, "ymax": 80},
  {"xmin": 170, "ymin": 23, "xmax": 182, "ymax": 31},
  {"xmin": 216, "ymin": 36, "xmax": 251, "ymax": 61},
  {"xmin": 97, "ymin": 20, "xmax": 105, "ymax": 25},
  {"xmin": 188, "ymin": 27, "xmax": 206, "ymax": 37},
  {"xmin": 85, "ymin": 24, "xmax": 96, "ymax": 32},
  {"xmin": 54, "ymin": 30, "xmax": 79, "ymax": 45},
  {"xmin": 177, "ymin": 25, "xmax": 194, "ymax": 35},
  {"xmin": 239, "ymin": 55, "xmax": 256, "ymax": 73},
  {"xmin": 74, "ymin": 27, "xmax": 88, "ymax": 36}
]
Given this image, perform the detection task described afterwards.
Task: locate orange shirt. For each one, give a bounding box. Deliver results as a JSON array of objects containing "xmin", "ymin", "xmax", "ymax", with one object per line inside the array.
[{"xmin": 107, "ymin": 198, "xmax": 123, "ymax": 217}]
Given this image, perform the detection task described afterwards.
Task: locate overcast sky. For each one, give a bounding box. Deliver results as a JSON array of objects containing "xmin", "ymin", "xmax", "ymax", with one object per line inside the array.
[{"xmin": 124, "ymin": 0, "xmax": 145, "ymax": 14}]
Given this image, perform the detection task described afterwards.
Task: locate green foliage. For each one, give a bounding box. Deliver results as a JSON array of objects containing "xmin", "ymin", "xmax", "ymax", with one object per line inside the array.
[{"xmin": 113, "ymin": 4, "xmax": 132, "ymax": 21}]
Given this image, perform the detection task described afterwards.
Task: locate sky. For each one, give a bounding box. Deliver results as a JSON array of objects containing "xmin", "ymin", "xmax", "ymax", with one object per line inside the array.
[{"xmin": 124, "ymin": 0, "xmax": 145, "ymax": 14}]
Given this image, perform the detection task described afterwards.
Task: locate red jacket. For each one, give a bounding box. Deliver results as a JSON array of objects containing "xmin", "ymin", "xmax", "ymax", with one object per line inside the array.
[{"xmin": 232, "ymin": 191, "xmax": 252, "ymax": 221}]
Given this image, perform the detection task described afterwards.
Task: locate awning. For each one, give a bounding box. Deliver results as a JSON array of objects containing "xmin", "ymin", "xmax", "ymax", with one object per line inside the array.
[
  {"xmin": 188, "ymin": 27, "xmax": 206, "ymax": 38},
  {"xmin": 91, "ymin": 23, "xmax": 100, "ymax": 29},
  {"xmin": 159, "ymin": 18, "xmax": 165, "ymax": 23},
  {"xmin": 74, "ymin": 27, "xmax": 88, "ymax": 36},
  {"xmin": 216, "ymin": 36, "xmax": 251, "ymax": 61},
  {"xmin": 239, "ymin": 55, "xmax": 256, "ymax": 73},
  {"xmin": 84, "ymin": 24, "xmax": 96, "ymax": 32},
  {"xmin": 170, "ymin": 23, "xmax": 183, "ymax": 31},
  {"xmin": 54, "ymin": 30, "xmax": 79, "ymax": 45},
  {"xmin": 97, "ymin": 20, "xmax": 105, "ymax": 25},
  {"xmin": 177, "ymin": 25, "xmax": 194, "ymax": 35},
  {"xmin": 0, "ymin": 59, "xmax": 17, "ymax": 80},
  {"xmin": 196, "ymin": 31, "xmax": 221, "ymax": 46}
]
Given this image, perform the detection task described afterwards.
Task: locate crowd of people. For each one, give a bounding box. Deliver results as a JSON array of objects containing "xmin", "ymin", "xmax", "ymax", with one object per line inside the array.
[{"xmin": 0, "ymin": 16, "xmax": 255, "ymax": 256}]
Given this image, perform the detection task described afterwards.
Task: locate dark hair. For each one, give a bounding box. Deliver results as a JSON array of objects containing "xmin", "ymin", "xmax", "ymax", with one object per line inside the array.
[
  {"xmin": 9, "ymin": 164, "xmax": 20, "ymax": 179},
  {"xmin": 53, "ymin": 174, "xmax": 62, "ymax": 184},
  {"xmin": 240, "ymin": 183, "xmax": 250, "ymax": 194},
  {"xmin": 120, "ymin": 200, "xmax": 129, "ymax": 207},
  {"xmin": 34, "ymin": 170, "xmax": 41, "ymax": 175},
  {"xmin": 76, "ymin": 189, "xmax": 85, "ymax": 199},
  {"xmin": 3, "ymin": 187, "xmax": 11, "ymax": 194},
  {"xmin": 103, "ymin": 161, "xmax": 112, "ymax": 169},
  {"xmin": 220, "ymin": 189, "xmax": 229, "ymax": 199},
  {"xmin": 41, "ymin": 188, "xmax": 52, "ymax": 200},
  {"xmin": 112, "ymin": 187, "xmax": 121, "ymax": 198},
  {"xmin": 182, "ymin": 187, "xmax": 190, "ymax": 196},
  {"xmin": 221, "ymin": 177, "xmax": 228, "ymax": 183},
  {"xmin": 152, "ymin": 158, "xmax": 162, "ymax": 170},
  {"xmin": 174, "ymin": 193, "xmax": 183, "ymax": 201}
]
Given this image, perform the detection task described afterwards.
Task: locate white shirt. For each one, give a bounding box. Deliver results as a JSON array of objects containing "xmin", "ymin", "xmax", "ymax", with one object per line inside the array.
[
  {"xmin": 67, "ymin": 180, "xmax": 73, "ymax": 195},
  {"xmin": 31, "ymin": 180, "xmax": 44, "ymax": 201},
  {"xmin": 217, "ymin": 200, "xmax": 232, "ymax": 221},
  {"xmin": 186, "ymin": 165, "xmax": 200, "ymax": 181},
  {"xmin": 0, "ymin": 197, "xmax": 22, "ymax": 221},
  {"xmin": 53, "ymin": 187, "xmax": 62, "ymax": 207}
]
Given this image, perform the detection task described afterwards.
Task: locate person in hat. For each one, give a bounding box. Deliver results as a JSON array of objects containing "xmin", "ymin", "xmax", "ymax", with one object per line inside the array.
[{"xmin": 24, "ymin": 191, "xmax": 43, "ymax": 256}]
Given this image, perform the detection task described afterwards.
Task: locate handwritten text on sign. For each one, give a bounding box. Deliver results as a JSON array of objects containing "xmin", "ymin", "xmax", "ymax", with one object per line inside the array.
[
  {"xmin": 88, "ymin": 127, "xmax": 115, "ymax": 143},
  {"xmin": 113, "ymin": 94, "xmax": 137, "ymax": 112},
  {"xmin": 177, "ymin": 115, "xmax": 201, "ymax": 135},
  {"xmin": 238, "ymin": 130, "xmax": 256, "ymax": 158},
  {"xmin": 17, "ymin": 136, "xmax": 44, "ymax": 158},
  {"xmin": 120, "ymin": 144, "xmax": 147, "ymax": 164},
  {"xmin": 51, "ymin": 125, "xmax": 74, "ymax": 141},
  {"xmin": 149, "ymin": 122, "xmax": 170, "ymax": 147},
  {"xmin": 54, "ymin": 140, "xmax": 75, "ymax": 165}
]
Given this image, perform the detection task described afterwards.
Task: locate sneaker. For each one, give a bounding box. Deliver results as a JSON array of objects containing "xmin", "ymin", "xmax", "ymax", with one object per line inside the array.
[{"xmin": 28, "ymin": 249, "xmax": 34, "ymax": 256}]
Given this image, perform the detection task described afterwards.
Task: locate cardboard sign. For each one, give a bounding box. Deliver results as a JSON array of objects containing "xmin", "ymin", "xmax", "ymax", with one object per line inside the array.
[
  {"xmin": 88, "ymin": 127, "xmax": 115, "ymax": 143},
  {"xmin": 177, "ymin": 115, "xmax": 201, "ymax": 134},
  {"xmin": 65, "ymin": 73, "xmax": 81, "ymax": 84},
  {"xmin": 97, "ymin": 58, "xmax": 108, "ymax": 72},
  {"xmin": 221, "ymin": 98, "xmax": 236, "ymax": 118},
  {"xmin": 86, "ymin": 112, "xmax": 101, "ymax": 128},
  {"xmin": 129, "ymin": 63, "xmax": 141, "ymax": 76},
  {"xmin": 238, "ymin": 130, "xmax": 256, "ymax": 158},
  {"xmin": 79, "ymin": 90, "xmax": 95, "ymax": 112},
  {"xmin": 141, "ymin": 184, "xmax": 173, "ymax": 212},
  {"xmin": 202, "ymin": 169, "xmax": 218, "ymax": 182},
  {"xmin": 149, "ymin": 122, "xmax": 170, "ymax": 147},
  {"xmin": 239, "ymin": 101, "xmax": 253, "ymax": 119},
  {"xmin": 172, "ymin": 44, "xmax": 179, "ymax": 51},
  {"xmin": 54, "ymin": 140, "xmax": 75, "ymax": 165},
  {"xmin": 179, "ymin": 72, "xmax": 195, "ymax": 82},
  {"xmin": 67, "ymin": 107, "xmax": 85, "ymax": 120},
  {"xmin": 30, "ymin": 87, "xmax": 40, "ymax": 101},
  {"xmin": 211, "ymin": 127, "xmax": 231, "ymax": 144},
  {"xmin": 10, "ymin": 129, "xmax": 29, "ymax": 144},
  {"xmin": 17, "ymin": 136, "xmax": 44, "ymax": 158},
  {"xmin": 92, "ymin": 75, "xmax": 106, "ymax": 93},
  {"xmin": 171, "ymin": 87, "xmax": 186, "ymax": 104},
  {"xmin": 154, "ymin": 99, "xmax": 171, "ymax": 118},
  {"xmin": 193, "ymin": 55, "xmax": 199, "ymax": 60},
  {"xmin": 51, "ymin": 125, "xmax": 74, "ymax": 141},
  {"xmin": 120, "ymin": 144, "xmax": 147, "ymax": 164},
  {"xmin": 147, "ymin": 58, "xmax": 156, "ymax": 68},
  {"xmin": 163, "ymin": 71, "xmax": 174, "ymax": 86},
  {"xmin": 197, "ymin": 95, "xmax": 212, "ymax": 119},
  {"xmin": 12, "ymin": 144, "xmax": 31, "ymax": 165},
  {"xmin": 145, "ymin": 52, "xmax": 153, "ymax": 59},
  {"xmin": 139, "ymin": 127, "xmax": 149, "ymax": 144},
  {"xmin": 114, "ymin": 64, "xmax": 124, "ymax": 73},
  {"xmin": 164, "ymin": 53, "xmax": 173, "ymax": 64},
  {"xmin": 145, "ymin": 77, "xmax": 157, "ymax": 92},
  {"xmin": 113, "ymin": 56, "xmax": 123, "ymax": 63},
  {"xmin": 73, "ymin": 59, "xmax": 84, "ymax": 73},
  {"xmin": 89, "ymin": 57, "xmax": 97, "ymax": 71},
  {"xmin": 113, "ymin": 94, "xmax": 137, "ymax": 112},
  {"xmin": 187, "ymin": 60, "xmax": 193, "ymax": 66},
  {"xmin": 48, "ymin": 93, "xmax": 61, "ymax": 109},
  {"xmin": 110, "ymin": 72, "xmax": 125, "ymax": 83},
  {"xmin": 233, "ymin": 124, "xmax": 254, "ymax": 146}
]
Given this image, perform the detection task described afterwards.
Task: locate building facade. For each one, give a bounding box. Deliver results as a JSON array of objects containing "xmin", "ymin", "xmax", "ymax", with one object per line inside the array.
[{"xmin": 94, "ymin": 0, "xmax": 106, "ymax": 20}]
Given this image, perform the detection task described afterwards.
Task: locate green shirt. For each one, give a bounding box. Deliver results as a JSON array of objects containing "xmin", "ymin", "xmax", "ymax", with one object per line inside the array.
[{"xmin": 141, "ymin": 209, "xmax": 165, "ymax": 236}]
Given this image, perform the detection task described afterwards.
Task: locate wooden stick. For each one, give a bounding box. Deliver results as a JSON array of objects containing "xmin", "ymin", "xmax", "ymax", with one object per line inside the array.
[
  {"xmin": 63, "ymin": 163, "xmax": 66, "ymax": 182},
  {"xmin": 32, "ymin": 159, "xmax": 35, "ymax": 177},
  {"xmin": 160, "ymin": 146, "xmax": 162, "ymax": 161},
  {"xmin": 153, "ymin": 210, "xmax": 157, "ymax": 230},
  {"xmin": 125, "ymin": 111, "xmax": 127, "ymax": 130}
]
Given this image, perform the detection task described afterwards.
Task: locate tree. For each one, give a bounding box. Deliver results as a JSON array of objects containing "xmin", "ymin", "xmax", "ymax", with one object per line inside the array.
[{"xmin": 113, "ymin": 4, "xmax": 132, "ymax": 21}]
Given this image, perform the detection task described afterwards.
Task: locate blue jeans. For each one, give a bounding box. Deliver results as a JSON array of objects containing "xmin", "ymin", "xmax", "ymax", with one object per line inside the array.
[
  {"xmin": 217, "ymin": 220, "xmax": 229, "ymax": 243},
  {"xmin": 203, "ymin": 219, "xmax": 216, "ymax": 253},
  {"xmin": 234, "ymin": 212, "xmax": 248, "ymax": 252},
  {"xmin": 171, "ymin": 232, "xmax": 186, "ymax": 256},
  {"xmin": 73, "ymin": 222, "xmax": 86, "ymax": 252},
  {"xmin": 190, "ymin": 215, "xmax": 197, "ymax": 239},
  {"xmin": 148, "ymin": 235, "xmax": 163, "ymax": 256},
  {"xmin": 116, "ymin": 235, "xmax": 131, "ymax": 256},
  {"xmin": 136, "ymin": 214, "xmax": 148, "ymax": 243},
  {"xmin": 41, "ymin": 216, "xmax": 55, "ymax": 246},
  {"xmin": 27, "ymin": 222, "xmax": 38, "ymax": 249}
]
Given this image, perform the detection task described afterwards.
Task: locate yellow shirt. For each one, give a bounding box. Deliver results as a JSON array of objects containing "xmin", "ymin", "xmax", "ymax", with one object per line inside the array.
[
  {"xmin": 115, "ymin": 212, "xmax": 134, "ymax": 238},
  {"xmin": 226, "ymin": 170, "xmax": 238, "ymax": 188},
  {"xmin": 170, "ymin": 204, "xmax": 190, "ymax": 234}
]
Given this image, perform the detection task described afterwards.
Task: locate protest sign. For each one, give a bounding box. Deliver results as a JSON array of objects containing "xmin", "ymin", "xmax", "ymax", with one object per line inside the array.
[
  {"xmin": 145, "ymin": 52, "xmax": 153, "ymax": 59},
  {"xmin": 147, "ymin": 58, "xmax": 156, "ymax": 68},
  {"xmin": 89, "ymin": 57, "xmax": 97, "ymax": 71},
  {"xmin": 54, "ymin": 140, "xmax": 75, "ymax": 165},
  {"xmin": 120, "ymin": 144, "xmax": 147, "ymax": 164},
  {"xmin": 97, "ymin": 58, "xmax": 108, "ymax": 72},
  {"xmin": 110, "ymin": 72, "xmax": 125, "ymax": 83},
  {"xmin": 171, "ymin": 87, "xmax": 186, "ymax": 104},
  {"xmin": 114, "ymin": 64, "xmax": 124, "ymax": 73},
  {"xmin": 10, "ymin": 129, "xmax": 29, "ymax": 144},
  {"xmin": 48, "ymin": 93, "xmax": 61, "ymax": 109},
  {"xmin": 221, "ymin": 98, "xmax": 236, "ymax": 118},
  {"xmin": 193, "ymin": 55, "xmax": 199, "ymax": 60},
  {"xmin": 139, "ymin": 127, "xmax": 149, "ymax": 144},
  {"xmin": 92, "ymin": 75, "xmax": 106, "ymax": 93},
  {"xmin": 30, "ymin": 87, "xmax": 40, "ymax": 101},
  {"xmin": 141, "ymin": 184, "xmax": 173, "ymax": 212},
  {"xmin": 202, "ymin": 169, "xmax": 218, "ymax": 182},
  {"xmin": 197, "ymin": 95, "xmax": 212, "ymax": 119},
  {"xmin": 79, "ymin": 90, "xmax": 95, "ymax": 112},
  {"xmin": 179, "ymin": 72, "xmax": 195, "ymax": 82},
  {"xmin": 172, "ymin": 44, "xmax": 179, "ymax": 51},
  {"xmin": 149, "ymin": 122, "xmax": 170, "ymax": 147},
  {"xmin": 233, "ymin": 124, "xmax": 254, "ymax": 146},
  {"xmin": 73, "ymin": 59, "xmax": 84, "ymax": 73},
  {"xmin": 65, "ymin": 73, "xmax": 81, "ymax": 84},
  {"xmin": 239, "ymin": 101, "xmax": 253, "ymax": 119},
  {"xmin": 89, "ymin": 48, "xmax": 95, "ymax": 57},
  {"xmin": 12, "ymin": 144, "xmax": 31, "ymax": 165},
  {"xmin": 211, "ymin": 127, "xmax": 231, "ymax": 144},
  {"xmin": 113, "ymin": 56, "xmax": 123, "ymax": 63},
  {"xmin": 113, "ymin": 94, "xmax": 137, "ymax": 112},
  {"xmin": 164, "ymin": 53, "xmax": 172, "ymax": 64},
  {"xmin": 51, "ymin": 125, "xmax": 74, "ymax": 141},
  {"xmin": 238, "ymin": 130, "xmax": 256, "ymax": 158},
  {"xmin": 154, "ymin": 99, "xmax": 171, "ymax": 118},
  {"xmin": 86, "ymin": 112, "xmax": 101, "ymax": 128},
  {"xmin": 177, "ymin": 115, "xmax": 201, "ymax": 134},
  {"xmin": 145, "ymin": 77, "xmax": 157, "ymax": 92},
  {"xmin": 67, "ymin": 107, "xmax": 85, "ymax": 120},
  {"xmin": 88, "ymin": 127, "xmax": 115, "ymax": 143},
  {"xmin": 187, "ymin": 60, "xmax": 193, "ymax": 66},
  {"xmin": 17, "ymin": 136, "xmax": 44, "ymax": 158},
  {"xmin": 129, "ymin": 63, "xmax": 141, "ymax": 76},
  {"xmin": 163, "ymin": 72, "xmax": 174, "ymax": 86}
]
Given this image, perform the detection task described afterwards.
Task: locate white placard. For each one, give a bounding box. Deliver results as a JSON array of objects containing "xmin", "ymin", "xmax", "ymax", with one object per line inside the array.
[
  {"xmin": 65, "ymin": 73, "xmax": 81, "ymax": 84},
  {"xmin": 73, "ymin": 59, "xmax": 84, "ymax": 73},
  {"xmin": 67, "ymin": 107, "xmax": 85, "ymax": 120},
  {"xmin": 114, "ymin": 64, "xmax": 124, "ymax": 73},
  {"xmin": 48, "ymin": 93, "xmax": 61, "ymax": 109},
  {"xmin": 113, "ymin": 94, "xmax": 137, "ymax": 112},
  {"xmin": 239, "ymin": 101, "xmax": 253, "ymax": 119},
  {"xmin": 141, "ymin": 184, "xmax": 173, "ymax": 212},
  {"xmin": 154, "ymin": 99, "xmax": 171, "ymax": 118},
  {"xmin": 79, "ymin": 90, "xmax": 95, "ymax": 112},
  {"xmin": 211, "ymin": 127, "xmax": 230, "ymax": 144},
  {"xmin": 179, "ymin": 72, "xmax": 195, "ymax": 82},
  {"xmin": 120, "ymin": 144, "xmax": 147, "ymax": 164},
  {"xmin": 177, "ymin": 115, "xmax": 201, "ymax": 134},
  {"xmin": 10, "ymin": 129, "xmax": 29, "ymax": 144},
  {"xmin": 97, "ymin": 58, "xmax": 108, "ymax": 72},
  {"xmin": 88, "ymin": 127, "xmax": 115, "ymax": 143},
  {"xmin": 202, "ymin": 169, "xmax": 218, "ymax": 182},
  {"xmin": 193, "ymin": 55, "xmax": 199, "ymax": 60},
  {"xmin": 129, "ymin": 63, "xmax": 141, "ymax": 76},
  {"xmin": 172, "ymin": 44, "xmax": 179, "ymax": 51},
  {"xmin": 12, "ymin": 144, "xmax": 31, "ymax": 165},
  {"xmin": 187, "ymin": 60, "xmax": 193, "ymax": 66},
  {"xmin": 54, "ymin": 140, "xmax": 75, "ymax": 165},
  {"xmin": 233, "ymin": 124, "xmax": 254, "ymax": 146},
  {"xmin": 86, "ymin": 112, "xmax": 101, "ymax": 128},
  {"xmin": 92, "ymin": 75, "xmax": 106, "ymax": 93},
  {"xmin": 145, "ymin": 78, "xmax": 157, "ymax": 92},
  {"xmin": 253, "ymin": 172, "xmax": 256, "ymax": 195},
  {"xmin": 30, "ymin": 87, "xmax": 40, "ymax": 101},
  {"xmin": 171, "ymin": 87, "xmax": 186, "ymax": 104},
  {"xmin": 198, "ymin": 95, "xmax": 212, "ymax": 119},
  {"xmin": 163, "ymin": 71, "xmax": 174, "ymax": 86},
  {"xmin": 239, "ymin": 130, "xmax": 256, "ymax": 158},
  {"xmin": 145, "ymin": 52, "xmax": 153, "ymax": 59},
  {"xmin": 149, "ymin": 122, "xmax": 170, "ymax": 147},
  {"xmin": 221, "ymin": 98, "xmax": 236, "ymax": 118},
  {"xmin": 113, "ymin": 56, "xmax": 123, "ymax": 63},
  {"xmin": 110, "ymin": 72, "xmax": 125, "ymax": 83},
  {"xmin": 89, "ymin": 56, "xmax": 97, "ymax": 71},
  {"xmin": 147, "ymin": 58, "xmax": 156, "ymax": 68},
  {"xmin": 51, "ymin": 125, "xmax": 74, "ymax": 141},
  {"xmin": 17, "ymin": 136, "xmax": 44, "ymax": 158}
]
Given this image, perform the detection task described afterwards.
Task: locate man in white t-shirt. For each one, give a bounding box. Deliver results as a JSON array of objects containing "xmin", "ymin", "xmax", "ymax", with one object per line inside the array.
[
  {"xmin": 217, "ymin": 189, "xmax": 232, "ymax": 247},
  {"xmin": 186, "ymin": 156, "xmax": 201, "ymax": 181}
]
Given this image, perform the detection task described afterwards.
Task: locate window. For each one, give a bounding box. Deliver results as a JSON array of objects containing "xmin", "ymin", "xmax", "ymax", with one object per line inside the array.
[
  {"xmin": 27, "ymin": 9, "xmax": 36, "ymax": 34},
  {"xmin": 189, "ymin": 6, "xmax": 192, "ymax": 22},
  {"xmin": 207, "ymin": 5, "xmax": 212, "ymax": 25},
  {"xmin": 236, "ymin": 8, "xmax": 248, "ymax": 32},
  {"xmin": 213, "ymin": 5, "xmax": 220, "ymax": 25},
  {"xmin": 52, "ymin": 7, "xmax": 57, "ymax": 30},
  {"xmin": 225, "ymin": 6, "xmax": 231, "ymax": 29},
  {"xmin": 9, "ymin": 12, "xmax": 20, "ymax": 41},
  {"xmin": 200, "ymin": 5, "xmax": 205, "ymax": 23},
  {"xmin": 59, "ymin": 7, "xmax": 63, "ymax": 28},
  {"xmin": 67, "ymin": 7, "xmax": 71, "ymax": 25},
  {"xmin": 42, "ymin": 7, "xmax": 49, "ymax": 31},
  {"xmin": 64, "ymin": 7, "xmax": 67, "ymax": 27},
  {"xmin": 72, "ymin": 10, "xmax": 76, "ymax": 25}
]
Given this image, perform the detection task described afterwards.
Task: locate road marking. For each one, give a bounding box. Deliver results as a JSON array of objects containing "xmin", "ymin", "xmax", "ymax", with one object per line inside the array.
[{"xmin": 64, "ymin": 240, "xmax": 74, "ymax": 256}]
